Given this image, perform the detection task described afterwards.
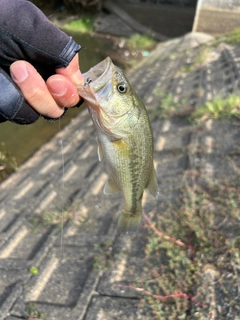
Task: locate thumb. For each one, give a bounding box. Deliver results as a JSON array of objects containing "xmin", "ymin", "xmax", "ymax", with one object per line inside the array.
[{"xmin": 56, "ymin": 54, "xmax": 84, "ymax": 85}]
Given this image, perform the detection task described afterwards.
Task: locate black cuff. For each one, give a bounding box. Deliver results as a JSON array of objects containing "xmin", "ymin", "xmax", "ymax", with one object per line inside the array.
[
  {"xmin": 43, "ymin": 108, "xmax": 68, "ymax": 122},
  {"xmin": 0, "ymin": 68, "xmax": 39, "ymax": 124},
  {"xmin": 43, "ymin": 99, "xmax": 84, "ymax": 122}
]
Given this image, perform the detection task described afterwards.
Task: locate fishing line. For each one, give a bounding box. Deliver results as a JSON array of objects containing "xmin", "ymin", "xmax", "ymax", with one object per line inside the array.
[{"xmin": 59, "ymin": 118, "xmax": 65, "ymax": 257}]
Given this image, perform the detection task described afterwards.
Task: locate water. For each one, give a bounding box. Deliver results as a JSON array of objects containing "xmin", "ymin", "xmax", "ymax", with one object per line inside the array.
[{"xmin": 0, "ymin": 32, "xmax": 118, "ymax": 171}]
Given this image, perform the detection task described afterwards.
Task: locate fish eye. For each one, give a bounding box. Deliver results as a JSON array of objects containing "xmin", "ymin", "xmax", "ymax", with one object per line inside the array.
[{"xmin": 117, "ymin": 84, "xmax": 127, "ymax": 94}]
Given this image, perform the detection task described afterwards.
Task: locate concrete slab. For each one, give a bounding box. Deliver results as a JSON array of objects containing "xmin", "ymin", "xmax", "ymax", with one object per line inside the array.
[{"xmin": 84, "ymin": 296, "xmax": 153, "ymax": 320}]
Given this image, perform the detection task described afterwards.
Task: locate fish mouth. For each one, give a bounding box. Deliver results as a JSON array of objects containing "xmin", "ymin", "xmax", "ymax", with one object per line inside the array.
[
  {"xmin": 77, "ymin": 57, "xmax": 122, "ymax": 140},
  {"xmin": 77, "ymin": 57, "xmax": 113, "ymax": 101}
]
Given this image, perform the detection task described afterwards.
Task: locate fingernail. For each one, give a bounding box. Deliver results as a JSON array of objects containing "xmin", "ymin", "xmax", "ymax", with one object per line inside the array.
[
  {"xmin": 48, "ymin": 79, "xmax": 67, "ymax": 97},
  {"xmin": 10, "ymin": 63, "xmax": 28, "ymax": 83}
]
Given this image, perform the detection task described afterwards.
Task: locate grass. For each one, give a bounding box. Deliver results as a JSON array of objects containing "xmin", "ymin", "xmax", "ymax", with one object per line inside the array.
[
  {"xmin": 64, "ymin": 16, "xmax": 93, "ymax": 33},
  {"xmin": 223, "ymin": 27, "xmax": 240, "ymax": 45},
  {"xmin": 0, "ymin": 142, "xmax": 18, "ymax": 182},
  {"xmin": 26, "ymin": 303, "xmax": 45, "ymax": 319},
  {"xmin": 120, "ymin": 169, "xmax": 240, "ymax": 319},
  {"xmin": 214, "ymin": 27, "xmax": 240, "ymax": 46},
  {"xmin": 149, "ymin": 90, "xmax": 240, "ymax": 123},
  {"xmin": 30, "ymin": 200, "xmax": 91, "ymax": 233},
  {"xmin": 126, "ymin": 34, "xmax": 156, "ymax": 51},
  {"xmin": 190, "ymin": 94, "xmax": 240, "ymax": 123},
  {"xmin": 149, "ymin": 89, "xmax": 191, "ymax": 120},
  {"xmin": 180, "ymin": 46, "xmax": 213, "ymax": 74},
  {"xmin": 92, "ymin": 240, "xmax": 114, "ymax": 272}
]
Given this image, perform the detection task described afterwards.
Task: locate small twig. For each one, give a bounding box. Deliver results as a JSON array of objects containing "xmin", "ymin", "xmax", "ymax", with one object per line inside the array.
[
  {"xmin": 115, "ymin": 283, "xmax": 206, "ymax": 308},
  {"xmin": 143, "ymin": 214, "xmax": 194, "ymax": 251},
  {"xmin": 116, "ymin": 283, "xmax": 189, "ymax": 299}
]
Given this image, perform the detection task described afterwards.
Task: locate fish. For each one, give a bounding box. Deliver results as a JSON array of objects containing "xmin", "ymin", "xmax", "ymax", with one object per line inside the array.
[{"xmin": 77, "ymin": 57, "xmax": 158, "ymax": 233}]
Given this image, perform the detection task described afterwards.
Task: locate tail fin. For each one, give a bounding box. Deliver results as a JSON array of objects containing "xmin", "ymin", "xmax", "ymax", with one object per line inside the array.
[{"xmin": 117, "ymin": 209, "xmax": 142, "ymax": 234}]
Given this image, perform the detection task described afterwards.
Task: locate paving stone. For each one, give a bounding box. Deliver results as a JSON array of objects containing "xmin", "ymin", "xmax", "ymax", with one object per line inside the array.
[
  {"xmin": 155, "ymin": 132, "xmax": 191, "ymax": 152},
  {"xmin": 27, "ymin": 257, "xmax": 92, "ymax": 306},
  {"xmin": 12, "ymin": 269, "xmax": 101, "ymax": 320},
  {"xmin": 194, "ymin": 120, "xmax": 240, "ymax": 155},
  {"xmin": 156, "ymin": 152, "xmax": 189, "ymax": 177},
  {"xmin": 0, "ymin": 281, "xmax": 23, "ymax": 320},
  {"xmin": 84, "ymin": 296, "xmax": 153, "ymax": 320},
  {"xmin": 0, "ymin": 209, "xmax": 24, "ymax": 239},
  {"xmin": 97, "ymin": 232, "xmax": 151, "ymax": 297}
]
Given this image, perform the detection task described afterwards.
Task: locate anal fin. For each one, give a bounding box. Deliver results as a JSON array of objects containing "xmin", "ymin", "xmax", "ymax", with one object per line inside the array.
[
  {"xmin": 103, "ymin": 177, "xmax": 120, "ymax": 194},
  {"xmin": 146, "ymin": 166, "xmax": 159, "ymax": 199}
]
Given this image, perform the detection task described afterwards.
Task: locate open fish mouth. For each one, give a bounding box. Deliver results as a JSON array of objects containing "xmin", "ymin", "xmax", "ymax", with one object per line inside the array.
[{"xmin": 77, "ymin": 57, "xmax": 113, "ymax": 95}]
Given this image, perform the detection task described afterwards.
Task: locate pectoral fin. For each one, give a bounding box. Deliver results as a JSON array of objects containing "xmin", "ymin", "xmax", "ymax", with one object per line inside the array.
[
  {"xmin": 97, "ymin": 140, "xmax": 104, "ymax": 162},
  {"xmin": 146, "ymin": 167, "xmax": 159, "ymax": 199},
  {"xmin": 103, "ymin": 177, "xmax": 120, "ymax": 194}
]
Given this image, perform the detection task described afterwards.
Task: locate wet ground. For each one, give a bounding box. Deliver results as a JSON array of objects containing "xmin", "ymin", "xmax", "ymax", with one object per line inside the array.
[{"xmin": 0, "ymin": 30, "xmax": 240, "ymax": 319}]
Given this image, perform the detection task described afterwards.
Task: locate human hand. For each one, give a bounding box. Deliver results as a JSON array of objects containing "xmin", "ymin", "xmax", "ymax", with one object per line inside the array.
[
  {"xmin": 10, "ymin": 54, "xmax": 84, "ymax": 120},
  {"xmin": 0, "ymin": 0, "xmax": 83, "ymax": 124}
]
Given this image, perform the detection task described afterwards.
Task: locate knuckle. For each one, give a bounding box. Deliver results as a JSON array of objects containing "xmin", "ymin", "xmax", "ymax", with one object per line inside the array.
[{"xmin": 24, "ymin": 86, "xmax": 45, "ymax": 104}]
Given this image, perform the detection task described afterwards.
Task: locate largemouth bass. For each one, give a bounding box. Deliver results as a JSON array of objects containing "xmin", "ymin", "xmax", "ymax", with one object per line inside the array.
[{"xmin": 77, "ymin": 57, "xmax": 158, "ymax": 232}]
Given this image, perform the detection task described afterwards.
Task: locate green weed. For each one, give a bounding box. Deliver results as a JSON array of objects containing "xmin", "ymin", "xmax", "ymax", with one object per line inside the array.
[
  {"xmin": 29, "ymin": 266, "xmax": 39, "ymax": 275},
  {"xmin": 190, "ymin": 95, "xmax": 240, "ymax": 123},
  {"xmin": 92, "ymin": 240, "xmax": 114, "ymax": 272},
  {"xmin": 126, "ymin": 34, "xmax": 156, "ymax": 51},
  {"xmin": 26, "ymin": 303, "xmax": 45, "ymax": 319},
  {"xmin": 150, "ymin": 89, "xmax": 190, "ymax": 120},
  {"xmin": 223, "ymin": 27, "xmax": 240, "ymax": 45},
  {"xmin": 30, "ymin": 201, "xmax": 88, "ymax": 231},
  {"xmin": 64, "ymin": 16, "xmax": 93, "ymax": 33},
  {"xmin": 180, "ymin": 46, "xmax": 213, "ymax": 74},
  {"xmin": 0, "ymin": 142, "xmax": 18, "ymax": 182}
]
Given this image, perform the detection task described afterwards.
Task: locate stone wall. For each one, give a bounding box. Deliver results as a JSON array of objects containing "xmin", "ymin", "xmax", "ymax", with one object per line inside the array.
[
  {"xmin": 194, "ymin": 0, "xmax": 240, "ymax": 34},
  {"xmin": 201, "ymin": 0, "xmax": 240, "ymax": 10},
  {"xmin": 113, "ymin": 0, "xmax": 240, "ymax": 35}
]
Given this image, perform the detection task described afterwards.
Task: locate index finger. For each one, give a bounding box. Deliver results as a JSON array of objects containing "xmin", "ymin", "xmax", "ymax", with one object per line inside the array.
[{"xmin": 56, "ymin": 54, "xmax": 84, "ymax": 86}]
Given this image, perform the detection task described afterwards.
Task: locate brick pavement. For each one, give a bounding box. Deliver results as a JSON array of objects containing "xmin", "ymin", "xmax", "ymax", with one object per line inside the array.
[{"xmin": 1, "ymin": 33, "xmax": 240, "ymax": 319}]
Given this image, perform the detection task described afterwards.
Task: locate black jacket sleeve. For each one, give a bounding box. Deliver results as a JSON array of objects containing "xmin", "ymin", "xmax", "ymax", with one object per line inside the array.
[{"xmin": 0, "ymin": 0, "xmax": 81, "ymax": 124}]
